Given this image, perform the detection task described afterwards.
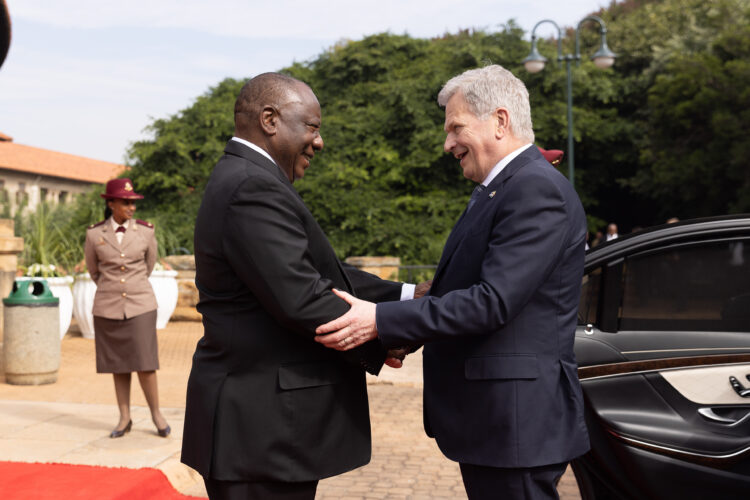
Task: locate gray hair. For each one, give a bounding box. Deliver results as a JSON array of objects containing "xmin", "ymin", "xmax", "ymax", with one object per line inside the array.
[{"xmin": 437, "ymin": 65, "xmax": 534, "ymax": 143}]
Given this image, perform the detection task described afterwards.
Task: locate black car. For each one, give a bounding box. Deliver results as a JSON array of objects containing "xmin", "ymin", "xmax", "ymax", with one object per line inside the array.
[{"xmin": 571, "ymin": 215, "xmax": 750, "ymax": 499}]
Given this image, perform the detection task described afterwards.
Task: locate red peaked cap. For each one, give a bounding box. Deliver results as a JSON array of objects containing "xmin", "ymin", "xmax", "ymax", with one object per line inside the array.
[
  {"xmin": 100, "ymin": 178, "xmax": 144, "ymax": 200},
  {"xmin": 538, "ymin": 147, "xmax": 564, "ymax": 166}
]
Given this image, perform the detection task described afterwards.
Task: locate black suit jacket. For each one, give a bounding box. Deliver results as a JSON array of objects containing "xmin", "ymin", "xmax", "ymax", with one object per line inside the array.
[
  {"xmin": 181, "ymin": 140, "xmax": 402, "ymax": 482},
  {"xmin": 377, "ymin": 146, "xmax": 590, "ymax": 468}
]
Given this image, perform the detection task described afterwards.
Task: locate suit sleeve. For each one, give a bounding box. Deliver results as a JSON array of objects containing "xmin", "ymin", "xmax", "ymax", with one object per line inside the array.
[
  {"xmin": 224, "ymin": 174, "xmax": 386, "ymax": 372},
  {"xmin": 84, "ymin": 230, "xmax": 100, "ymax": 284},
  {"xmin": 342, "ymin": 263, "xmax": 403, "ymax": 303},
  {"xmin": 377, "ymin": 173, "xmax": 573, "ymax": 348}
]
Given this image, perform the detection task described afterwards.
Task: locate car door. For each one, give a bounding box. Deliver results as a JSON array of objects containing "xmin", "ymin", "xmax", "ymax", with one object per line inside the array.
[{"xmin": 572, "ymin": 221, "xmax": 750, "ymax": 500}]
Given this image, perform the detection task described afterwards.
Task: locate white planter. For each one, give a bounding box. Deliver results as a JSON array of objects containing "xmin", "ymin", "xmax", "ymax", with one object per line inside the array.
[
  {"xmin": 46, "ymin": 276, "xmax": 74, "ymax": 339},
  {"xmin": 72, "ymin": 273, "xmax": 97, "ymax": 339},
  {"xmin": 149, "ymin": 270, "xmax": 178, "ymax": 330}
]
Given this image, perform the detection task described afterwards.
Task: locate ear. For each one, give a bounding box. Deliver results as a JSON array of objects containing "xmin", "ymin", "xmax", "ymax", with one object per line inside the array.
[
  {"xmin": 494, "ymin": 107, "xmax": 509, "ymax": 139},
  {"xmin": 260, "ymin": 105, "xmax": 279, "ymax": 136}
]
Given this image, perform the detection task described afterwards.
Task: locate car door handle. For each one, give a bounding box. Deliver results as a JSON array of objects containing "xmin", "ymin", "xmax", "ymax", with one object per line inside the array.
[
  {"xmin": 698, "ymin": 407, "xmax": 750, "ymax": 426},
  {"xmin": 729, "ymin": 376, "xmax": 750, "ymax": 397},
  {"xmin": 698, "ymin": 407, "xmax": 737, "ymax": 423}
]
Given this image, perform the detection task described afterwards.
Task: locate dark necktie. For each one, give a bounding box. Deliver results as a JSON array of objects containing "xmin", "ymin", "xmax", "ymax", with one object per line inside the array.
[
  {"xmin": 466, "ymin": 184, "xmax": 485, "ymax": 214},
  {"xmin": 116, "ymin": 225, "xmax": 126, "ymax": 233}
]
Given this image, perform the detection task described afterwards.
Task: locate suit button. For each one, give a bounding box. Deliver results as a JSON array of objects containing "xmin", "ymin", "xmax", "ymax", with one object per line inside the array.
[
  {"xmin": 120, "ymin": 278, "xmax": 125, "ymax": 283},
  {"xmin": 122, "ymin": 292, "xmax": 127, "ymax": 297},
  {"xmin": 120, "ymin": 253, "xmax": 125, "ymax": 258}
]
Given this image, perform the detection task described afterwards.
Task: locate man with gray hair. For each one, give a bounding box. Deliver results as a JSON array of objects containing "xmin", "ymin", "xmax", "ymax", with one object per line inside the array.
[{"xmin": 315, "ymin": 65, "xmax": 590, "ymax": 499}]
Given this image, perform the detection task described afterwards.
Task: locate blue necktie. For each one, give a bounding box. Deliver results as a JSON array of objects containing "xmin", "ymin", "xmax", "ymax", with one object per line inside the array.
[{"xmin": 466, "ymin": 184, "xmax": 485, "ymax": 214}]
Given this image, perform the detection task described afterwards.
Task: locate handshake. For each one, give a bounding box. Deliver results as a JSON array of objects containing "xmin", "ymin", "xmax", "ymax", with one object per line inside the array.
[{"xmin": 314, "ymin": 280, "xmax": 432, "ymax": 369}]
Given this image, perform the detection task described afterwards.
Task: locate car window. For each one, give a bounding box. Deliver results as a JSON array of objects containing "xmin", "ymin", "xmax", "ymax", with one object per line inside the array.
[
  {"xmin": 619, "ymin": 240, "xmax": 750, "ymax": 332},
  {"xmin": 578, "ymin": 267, "xmax": 601, "ymax": 324}
]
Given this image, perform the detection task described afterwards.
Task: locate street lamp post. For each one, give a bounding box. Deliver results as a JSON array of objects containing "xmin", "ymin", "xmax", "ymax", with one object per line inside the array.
[{"xmin": 522, "ymin": 16, "xmax": 615, "ymax": 189}]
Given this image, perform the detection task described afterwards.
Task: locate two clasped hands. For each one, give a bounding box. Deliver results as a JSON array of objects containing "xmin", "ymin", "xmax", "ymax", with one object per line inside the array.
[{"xmin": 315, "ymin": 280, "xmax": 432, "ymax": 368}]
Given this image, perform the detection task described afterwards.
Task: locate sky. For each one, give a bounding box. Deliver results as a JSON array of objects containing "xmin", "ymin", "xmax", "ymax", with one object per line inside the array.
[{"xmin": 0, "ymin": 0, "xmax": 608, "ymax": 164}]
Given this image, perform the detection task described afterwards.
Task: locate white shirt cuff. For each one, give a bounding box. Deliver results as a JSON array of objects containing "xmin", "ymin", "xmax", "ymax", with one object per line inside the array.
[{"xmin": 400, "ymin": 283, "xmax": 416, "ymax": 301}]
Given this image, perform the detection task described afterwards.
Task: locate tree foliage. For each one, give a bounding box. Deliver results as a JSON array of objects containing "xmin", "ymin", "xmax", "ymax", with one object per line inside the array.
[{"xmin": 124, "ymin": 0, "xmax": 750, "ymax": 263}]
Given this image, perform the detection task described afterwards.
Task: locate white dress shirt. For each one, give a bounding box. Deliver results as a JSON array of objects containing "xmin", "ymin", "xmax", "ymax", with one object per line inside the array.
[
  {"xmin": 111, "ymin": 218, "xmax": 129, "ymax": 245},
  {"xmin": 481, "ymin": 143, "xmax": 534, "ymax": 187}
]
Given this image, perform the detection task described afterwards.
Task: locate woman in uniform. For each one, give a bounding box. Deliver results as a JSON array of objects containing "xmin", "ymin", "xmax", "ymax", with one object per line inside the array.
[{"xmin": 84, "ymin": 178, "xmax": 170, "ymax": 438}]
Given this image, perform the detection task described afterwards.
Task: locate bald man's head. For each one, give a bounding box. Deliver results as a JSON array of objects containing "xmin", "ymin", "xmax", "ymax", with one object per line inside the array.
[
  {"xmin": 233, "ymin": 72, "xmax": 323, "ymax": 182},
  {"xmin": 234, "ymin": 73, "xmax": 307, "ymax": 129}
]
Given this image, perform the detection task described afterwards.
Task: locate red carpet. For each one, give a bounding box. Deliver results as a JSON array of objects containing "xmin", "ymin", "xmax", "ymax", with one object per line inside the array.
[{"xmin": 0, "ymin": 461, "xmax": 205, "ymax": 499}]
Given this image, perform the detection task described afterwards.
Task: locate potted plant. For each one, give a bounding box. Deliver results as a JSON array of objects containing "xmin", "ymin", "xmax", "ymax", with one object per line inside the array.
[
  {"xmin": 71, "ymin": 260, "xmax": 97, "ymax": 339},
  {"xmin": 149, "ymin": 260, "xmax": 178, "ymax": 330}
]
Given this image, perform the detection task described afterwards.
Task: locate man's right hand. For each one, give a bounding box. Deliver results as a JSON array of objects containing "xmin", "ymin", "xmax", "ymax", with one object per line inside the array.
[{"xmin": 315, "ymin": 289, "xmax": 378, "ymax": 351}]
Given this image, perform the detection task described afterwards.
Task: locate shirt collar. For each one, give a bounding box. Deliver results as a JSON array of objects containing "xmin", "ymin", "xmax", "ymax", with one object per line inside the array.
[
  {"xmin": 481, "ymin": 143, "xmax": 533, "ymax": 187},
  {"xmin": 231, "ymin": 137, "xmax": 277, "ymax": 165},
  {"xmin": 110, "ymin": 217, "xmax": 129, "ymax": 231}
]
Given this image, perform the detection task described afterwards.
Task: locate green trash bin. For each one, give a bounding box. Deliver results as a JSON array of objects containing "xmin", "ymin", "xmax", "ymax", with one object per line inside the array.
[{"xmin": 2, "ymin": 278, "xmax": 60, "ymax": 385}]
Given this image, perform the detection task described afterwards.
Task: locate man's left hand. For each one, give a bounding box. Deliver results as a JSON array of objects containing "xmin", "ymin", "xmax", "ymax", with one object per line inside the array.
[
  {"xmin": 385, "ymin": 347, "xmax": 409, "ymax": 369},
  {"xmin": 414, "ymin": 279, "xmax": 433, "ymax": 299},
  {"xmin": 315, "ymin": 289, "xmax": 378, "ymax": 351}
]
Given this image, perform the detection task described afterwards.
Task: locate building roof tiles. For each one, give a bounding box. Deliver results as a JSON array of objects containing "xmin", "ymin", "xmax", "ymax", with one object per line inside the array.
[{"xmin": 0, "ymin": 135, "xmax": 124, "ymax": 184}]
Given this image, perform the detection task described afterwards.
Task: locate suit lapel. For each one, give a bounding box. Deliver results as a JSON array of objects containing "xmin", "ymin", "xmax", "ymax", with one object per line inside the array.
[
  {"xmin": 120, "ymin": 220, "xmax": 140, "ymax": 251},
  {"xmin": 100, "ymin": 219, "xmax": 120, "ymax": 251},
  {"xmin": 432, "ymin": 146, "xmax": 540, "ymax": 284}
]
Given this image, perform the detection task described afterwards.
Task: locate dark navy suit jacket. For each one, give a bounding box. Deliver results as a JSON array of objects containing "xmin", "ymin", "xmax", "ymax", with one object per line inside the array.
[{"xmin": 377, "ymin": 145, "xmax": 590, "ymax": 468}]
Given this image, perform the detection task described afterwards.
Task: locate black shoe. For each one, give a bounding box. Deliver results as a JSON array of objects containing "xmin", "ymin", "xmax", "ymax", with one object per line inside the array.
[
  {"xmin": 110, "ymin": 420, "xmax": 132, "ymax": 438},
  {"xmin": 157, "ymin": 424, "xmax": 171, "ymax": 438}
]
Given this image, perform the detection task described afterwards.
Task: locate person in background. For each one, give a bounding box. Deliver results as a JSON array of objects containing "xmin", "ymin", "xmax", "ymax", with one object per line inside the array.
[
  {"xmin": 606, "ymin": 223, "xmax": 619, "ymax": 241},
  {"xmin": 591, "ymin": 230, "xmax": 604, "ymax": 247},
  {"xmin": 84, "ymin": 178, "xmax": 170, "ymax": 439}
]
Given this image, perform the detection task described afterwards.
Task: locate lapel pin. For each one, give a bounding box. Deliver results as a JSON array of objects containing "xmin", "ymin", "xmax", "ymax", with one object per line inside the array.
[{"xmin": 488, "ymin": 191, "xmax": 496, "ymax": 198}]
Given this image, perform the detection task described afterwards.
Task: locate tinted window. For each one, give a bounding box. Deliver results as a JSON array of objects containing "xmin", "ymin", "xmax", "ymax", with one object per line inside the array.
[
  {"xmin": 620, "ymin": 240, "xmax": 750, "ymax": 331},
  {"xmin": 579, "ymin": 267, "xmax": 601, "ymax": 324}
]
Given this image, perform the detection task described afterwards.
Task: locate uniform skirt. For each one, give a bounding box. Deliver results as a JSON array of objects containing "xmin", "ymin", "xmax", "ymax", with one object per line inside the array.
[{"xmin": 94, "ymin": 310, "xmax": 159, "ymax": 373}]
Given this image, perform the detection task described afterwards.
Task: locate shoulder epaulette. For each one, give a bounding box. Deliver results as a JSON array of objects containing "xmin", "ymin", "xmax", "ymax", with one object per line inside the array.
[
  {"xmin": 136, "ymin": 219, "xmax": 154, "ymax": 228},
  {"xmin": 87, "ymin": 220, "xmax": 107, "ymax": 230}
]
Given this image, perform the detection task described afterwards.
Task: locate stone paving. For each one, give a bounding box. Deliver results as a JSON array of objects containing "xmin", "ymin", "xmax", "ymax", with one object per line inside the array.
[{"xmin": 0, "ymin": 321, "xmax": 581, "ymax": 499}]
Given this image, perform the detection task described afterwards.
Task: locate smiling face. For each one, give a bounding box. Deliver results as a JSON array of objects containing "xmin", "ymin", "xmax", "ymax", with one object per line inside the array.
[
  {"xmin": 268, "ymin": 84, "xmax": 324, "ymax": 182},
  {"xmin": 443, "ymin": 92, "xmax": 502, "ymax": 184},
  {"xmin": 108, "ymin": 198, "xmax": 136, "ymax": 224}
]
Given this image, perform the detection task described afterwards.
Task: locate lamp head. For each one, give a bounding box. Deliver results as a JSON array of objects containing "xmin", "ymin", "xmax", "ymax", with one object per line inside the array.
[
  {"xmin": 522, "ymin": 41, "xmax": 547, "ymax": 73},
  {"xmin": 592, "ymin": 39, "xmax": 616, "ymax": 69}
]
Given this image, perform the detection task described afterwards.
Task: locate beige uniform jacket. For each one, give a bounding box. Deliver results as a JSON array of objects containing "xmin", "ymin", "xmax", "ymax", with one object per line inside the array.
[{"xmin": 84, "ymin": 217, "xmax": 158, "ymax": 320}]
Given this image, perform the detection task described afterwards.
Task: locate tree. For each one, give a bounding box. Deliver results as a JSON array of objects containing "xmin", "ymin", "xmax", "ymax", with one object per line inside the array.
[
  {"xmin": 126, "ymin": 78, "xmax": 242, "ymax": 250},
  {"xmin": 626, "ymin": 0, "xmax": 750, "ymax": 217},
  {"xmin": 122, "ymin": 0, "xmax": 750, "ymax": 260}
]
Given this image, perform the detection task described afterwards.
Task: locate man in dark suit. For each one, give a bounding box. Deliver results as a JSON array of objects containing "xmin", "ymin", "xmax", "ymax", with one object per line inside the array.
[
  {"xmin": 181, "ymin": 73, "xmax": 417, "ymax": 499},
  {"xmin": 315, "ymin": 65, "xmax": 590, "ymax": 499}
]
